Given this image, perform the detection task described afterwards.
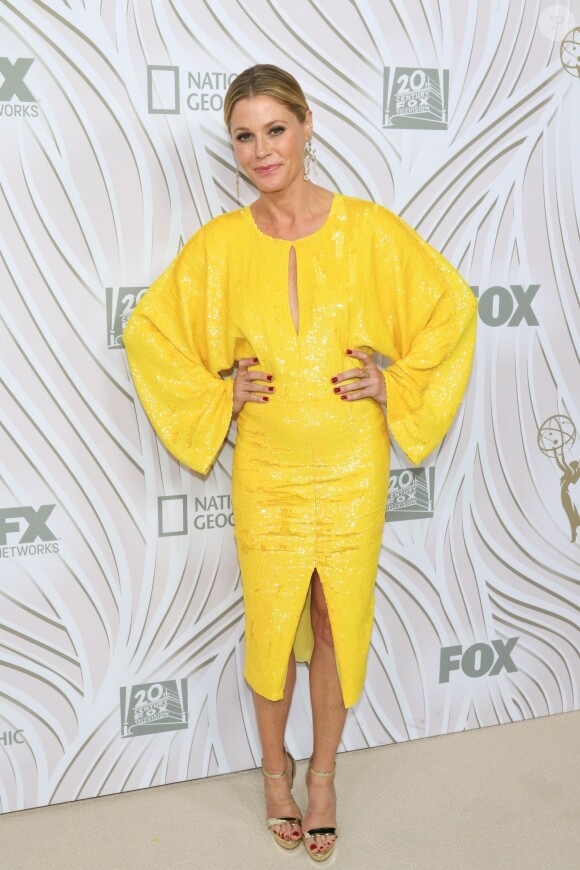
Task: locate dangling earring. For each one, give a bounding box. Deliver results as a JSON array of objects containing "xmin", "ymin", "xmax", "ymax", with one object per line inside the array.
[
  {"xmin": 304, "ymin": 137, "xmax": 318, "ymax": 181},
  {"xmin": 235, "ymin": 163, "xmax": 240, "ymax": 205}
]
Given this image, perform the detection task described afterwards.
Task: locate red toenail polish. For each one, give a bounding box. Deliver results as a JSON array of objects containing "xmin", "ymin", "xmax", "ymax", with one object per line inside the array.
[
  {"xmin": 331, "ymin": 376, "xmax": 338, "ymax": 383},
  {"xmin": 341, "ymin": 394, "xmax": 347, "ymax": 400},
  {"xmin": 333, "ymin": 386, "xmax": 340, "ymax": 393}
]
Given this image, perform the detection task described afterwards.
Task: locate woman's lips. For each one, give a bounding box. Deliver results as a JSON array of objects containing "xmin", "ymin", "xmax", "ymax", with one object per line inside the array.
[{"xmin": 254, "ymin": 164, "xmax": 281, "ymax": 175}]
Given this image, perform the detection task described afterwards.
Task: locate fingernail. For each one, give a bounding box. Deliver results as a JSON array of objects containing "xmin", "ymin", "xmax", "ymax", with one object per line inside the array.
[
  {"xmin": 333, "ymin": 386, "xmax": 340, "ymax": 393},
  {"xmin": 341, "ymin": 394, "xmax": 347, "ymax": 400},
  {"xmin": 346, "ymin": 349, "xmax": 353, "ymax": 354},
  {"xmin": 331, "ymin": 377, "xmax": 338, "ymax": 383},
  {"xmin": 253, "ymin": 357, "xmax": 259, "ymax": 362},
  {"xmin": 263, "ymin": 396, "xmax": 269, "ymax": 402},
  {"xmin": 268, "ymin": 386, "xmax": 274, "ymax": 392},
  {"xmin": 266, "ymin": 375, "xmax": 273, "ymax": 381}
]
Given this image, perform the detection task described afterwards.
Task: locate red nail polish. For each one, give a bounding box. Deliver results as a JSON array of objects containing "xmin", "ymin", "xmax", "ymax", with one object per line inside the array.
[
  {"xmin": 333, "ymin": 386, "xmax": 340, "ymax": 393},
  {"xmin": 267, "ymin": 375, "xmax": 273, "ymax": 381},
  {"xmin": 253, "ymin": 357, "xmax": 259, "ymax": 362},
  {"xmin": 346, "ymin": 349, "xmax": 353, "ymax": 354},
  {"xmin": 341, "ymin": 394, "xmax": 347, "ymax": 400},
  {"xmin": 263, "ymin": 396, "xmax": 269, "ymax": 402},
  {"xmin": 331, "ymin": 377, "xmax": 338, "ymax": 383},
  {"xmin": 268, "ymin": 386, "xmax": 274, "ymax": 392}
]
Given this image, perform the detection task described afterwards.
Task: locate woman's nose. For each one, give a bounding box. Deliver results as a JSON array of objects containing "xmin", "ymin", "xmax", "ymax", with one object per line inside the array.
[{"xmin": 254, "ymin": 136, "xmax": 270, "ymax": 158}]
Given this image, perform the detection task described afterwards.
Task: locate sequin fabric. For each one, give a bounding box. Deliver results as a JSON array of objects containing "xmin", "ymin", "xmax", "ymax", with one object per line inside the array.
[{"xmin": 123, "ymin": 194, "xmax": 477, "ymax": 708}]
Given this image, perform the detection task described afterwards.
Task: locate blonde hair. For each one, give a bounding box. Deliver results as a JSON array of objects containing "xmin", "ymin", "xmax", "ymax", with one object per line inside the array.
[{"xmin": 224, "ymin": 64, "xmax": 309, "ymax": 131}]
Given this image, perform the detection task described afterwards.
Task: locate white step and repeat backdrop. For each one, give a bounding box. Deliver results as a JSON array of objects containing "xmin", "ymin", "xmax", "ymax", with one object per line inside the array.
[{"xmin": 0, "ymin": 1, "xmax": 578, "ymax": 812}]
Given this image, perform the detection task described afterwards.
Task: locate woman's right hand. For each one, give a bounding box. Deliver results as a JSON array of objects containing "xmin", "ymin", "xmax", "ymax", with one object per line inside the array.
[{"xmin": 233, "ymin": 357, "xmax": 274, "ymax": 417}]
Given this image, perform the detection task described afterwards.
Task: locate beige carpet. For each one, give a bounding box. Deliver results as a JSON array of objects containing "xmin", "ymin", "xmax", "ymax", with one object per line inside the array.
[{"xmin": 1, "ymin": 711, "xmax": 578, "ymax": 870}]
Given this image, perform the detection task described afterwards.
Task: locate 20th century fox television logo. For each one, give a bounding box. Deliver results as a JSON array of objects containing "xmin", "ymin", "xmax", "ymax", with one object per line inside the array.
[
  {"xmin": 387, "ymin": 467, "xmax": 435, "ymax": 521},
  {"xmin": 121, "ymin": 680, "xmax": 188, "ymax": 737},
  {"xmin": 383, "ymin": 66, "xmax": 449, "ymax": 129},
  {"xmin": 106, "ymin": 287, "xmax": 146, "ymax": 348}
]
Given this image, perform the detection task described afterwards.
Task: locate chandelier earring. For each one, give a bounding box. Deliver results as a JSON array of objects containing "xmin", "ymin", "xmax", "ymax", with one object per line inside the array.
[
  {"xmin": 304, "ymin": 136, "xmax": 318, "ymax": 181},
  {"xmin": 235, "ymin": 163, "xmax": 240, "ymax": 205}
]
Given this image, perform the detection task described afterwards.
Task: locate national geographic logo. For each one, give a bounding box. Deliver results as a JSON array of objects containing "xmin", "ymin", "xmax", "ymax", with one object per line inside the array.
[
  {"xmin": 386, "ymin": 467, "xmax": 435, "ymax": 522},
  {"xmin": 538, "ymin": 414, "xmax": 579, "ymax": 543},
  {"xmin": 158, "ymin": 495, "xmax": 188, "ymax": 537},
  {"xmin": 0, "ymin": 505, "xmax": 59, "ymax": 558},
  {"xmin": 193, "ymin": 494, "xmax": 234, "ymax": 530},
  {"xmin": 147, "ymin": 66, "xmax": 236, "ymax": 115},
  {"xmin": 0, "ymin": 57, "xmax": 39, "ymax": 118},
  {"xmin": 106, "ymin": 287, "xmax": 146, "ymax": 348},
  {"xmin": 383, "ymin": 66, "xmax": 449, "ymax": 129},
  {"xmin": 0, "ymin": 730, "xmax": 25, "ymax": 747},
  {"xmin": 157, "ymin": 494, "xmax": 234, "ymax": 536},
  {"xmin": 471, "ymin": 284, "xmax": 539, "ymax": 327},
  {"xmin": 121, "ymin": 680, "xmax": 188, "ymax": 737},
  {"xmin": 439, "ymin": 637, "xmax": 519, "ymax": 683}
]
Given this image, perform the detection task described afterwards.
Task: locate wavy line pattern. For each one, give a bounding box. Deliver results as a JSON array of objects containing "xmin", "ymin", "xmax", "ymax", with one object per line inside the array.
[{"xmin": 0, "ymin": 0, "xmax": 578, "ymax": 812}]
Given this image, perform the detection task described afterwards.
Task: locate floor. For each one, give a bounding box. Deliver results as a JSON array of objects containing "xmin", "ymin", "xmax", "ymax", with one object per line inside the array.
[{"xmin": 1, "ymin": 710, "xmax": 578, "ymax": 870}]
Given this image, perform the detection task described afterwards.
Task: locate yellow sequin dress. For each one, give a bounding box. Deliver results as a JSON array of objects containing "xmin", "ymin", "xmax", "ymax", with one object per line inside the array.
[{"xmin": 123, "ymin": 194, "xmax": 477, "ymax": 708}]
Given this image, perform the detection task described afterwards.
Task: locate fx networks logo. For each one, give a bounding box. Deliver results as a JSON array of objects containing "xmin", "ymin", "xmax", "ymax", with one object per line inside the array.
[
  {"xmin": 147, "ymin": 65, "xmax": 236, "ymax": 114},
  {"xmin": 0, "ymin": 505, "xmax": 59, "ymax": 558},
  {"xmin": 383, "ymin": 66, "xmax": 448, "ymax": 129},
  {"xmin": 121, "ymin": 680, "xmax": 188, "ymax": 737},
  {"xmin": 538, "ymin": 414, "xmax": 579, "ymax": 543},
  {"xmin": 471, "ymin": 284, "xmax": 539, "ymax": 327},
  {"xmin": 439, "ymin": 637, "xmax": 519, "ymax": 683},
  {"xmin": 0, "ymin": 57, "xmax": 39, "ymax": 118},
  {"xmin": 106, "ymin": 287, "xmax": 146, "ymax": 348},
  {"xmin": 0, "ymin": 730, "xmax": 25, "ymax": 747},
  {"xmin": 386, "ymin": 467, "xmax": 435, "ymax": 522}
]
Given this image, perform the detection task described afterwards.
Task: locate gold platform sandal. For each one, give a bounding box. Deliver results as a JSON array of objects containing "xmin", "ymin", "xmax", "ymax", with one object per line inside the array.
[
  {"xmin": 303, "ymin": 758, "xmax": 339, "ymax": 862},
  {"xmin": 262, "ymin": 749, "xmax": 302, "ymax": 850}
]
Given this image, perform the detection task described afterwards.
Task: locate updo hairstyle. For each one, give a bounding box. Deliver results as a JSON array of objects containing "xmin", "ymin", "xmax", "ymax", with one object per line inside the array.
[{"xmin": 224, "ymin": 64, "xmax": 309, "ymax": 131}]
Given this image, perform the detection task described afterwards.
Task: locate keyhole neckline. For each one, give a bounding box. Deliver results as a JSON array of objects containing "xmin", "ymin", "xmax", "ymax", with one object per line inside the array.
[{"xmin": 243, "ymin": 193, "xmax": 339, "ymax": 243}]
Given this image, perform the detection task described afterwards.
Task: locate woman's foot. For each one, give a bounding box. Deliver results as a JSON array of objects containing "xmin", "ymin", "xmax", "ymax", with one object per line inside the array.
[
  {"xmin": 263, "ymin": 751, "xmax": 302, "ymax": 847},
  {"xmin": 303, "ymin": 759, "xmax": 338, "ymax": 859}
]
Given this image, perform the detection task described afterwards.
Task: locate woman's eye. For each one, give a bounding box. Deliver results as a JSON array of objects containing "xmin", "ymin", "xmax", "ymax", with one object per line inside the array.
[
  {"xmin": 236, "ymin": 132, "xmax": 252, "ymax": 142},
  {"xmin": 269, "ymin": 126, "xmax": 285, "ymax": 135}
]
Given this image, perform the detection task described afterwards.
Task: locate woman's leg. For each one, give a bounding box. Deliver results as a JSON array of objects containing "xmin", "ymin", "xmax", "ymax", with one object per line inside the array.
[
  {"xmin": 253, "ymin": 650, "xmax": 302, "ymax": 842},
  {"xmin": 304, "ymin": 568, "xmax": 347, "ymax": 855}
]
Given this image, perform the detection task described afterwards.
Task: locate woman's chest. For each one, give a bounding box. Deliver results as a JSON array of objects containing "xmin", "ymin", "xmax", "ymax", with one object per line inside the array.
[{"xmin": 232, "ymin": 242, "xmax": 366, "ymax": 343}]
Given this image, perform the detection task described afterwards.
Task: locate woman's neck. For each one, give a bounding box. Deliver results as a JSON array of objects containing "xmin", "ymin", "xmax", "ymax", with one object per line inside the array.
[{"xmin": 251, "ymin": 183, "xmax": 333, "ymax": 233}]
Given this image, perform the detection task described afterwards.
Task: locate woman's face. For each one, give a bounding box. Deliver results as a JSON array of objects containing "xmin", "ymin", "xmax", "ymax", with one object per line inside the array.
[{"xmin": 230, "ymin": 95, "xmax": 312, "ymax": 195}]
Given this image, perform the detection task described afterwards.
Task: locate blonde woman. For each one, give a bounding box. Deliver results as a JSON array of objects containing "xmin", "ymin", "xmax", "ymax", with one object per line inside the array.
[{"xmin": 124, "ymin": 64, "xmax": 477, "ymax": 861}]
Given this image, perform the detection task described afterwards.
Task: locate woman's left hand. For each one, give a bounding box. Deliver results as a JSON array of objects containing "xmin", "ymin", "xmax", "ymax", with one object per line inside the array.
[{"xmin": 330, "ymin": 348, "xmax": 387, "ymax": 406}]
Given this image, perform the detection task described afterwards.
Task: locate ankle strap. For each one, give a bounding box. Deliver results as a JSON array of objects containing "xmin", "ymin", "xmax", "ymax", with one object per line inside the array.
[
  {"xmin": 262, "ymin": 765, "xmax": 288, "ymax": 779},
  {"xmin": 308, "ymin": 761, "xmax": 336, "ymax": 777}
]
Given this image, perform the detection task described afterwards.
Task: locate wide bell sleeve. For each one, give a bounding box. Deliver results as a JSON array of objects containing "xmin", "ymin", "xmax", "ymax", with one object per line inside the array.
[
  {"xmin": 123, "ymin": 226, "xmax": 234, "ymax": 475},
  {"xmin": 375, "ymin": 210, "xmax": 478, "ymax": 465}
]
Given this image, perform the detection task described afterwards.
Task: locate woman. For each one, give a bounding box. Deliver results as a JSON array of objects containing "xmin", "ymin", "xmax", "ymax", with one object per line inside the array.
[{"xmin": 123, "ymin": 64, "xmax": 477, "ymax": 861}]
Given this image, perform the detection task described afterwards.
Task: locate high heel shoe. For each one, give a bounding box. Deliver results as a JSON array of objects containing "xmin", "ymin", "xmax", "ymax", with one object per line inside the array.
[
  {"xmin": 262, "ymin": 748, "xmax": 303, "ymax": 850},
  {"xmin": 303, "ymin": 757, "xmax": 339, "ymax": 862}
]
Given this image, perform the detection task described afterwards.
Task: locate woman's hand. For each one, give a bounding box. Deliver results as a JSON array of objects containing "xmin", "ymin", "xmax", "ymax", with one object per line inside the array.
[
  {"xmin": 233, "ymin": 357, "xmax": 274, "ymax": 417},
  {"xmin": 330, "ymin": 348, "xmax": 387, "ymax": 405}
]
